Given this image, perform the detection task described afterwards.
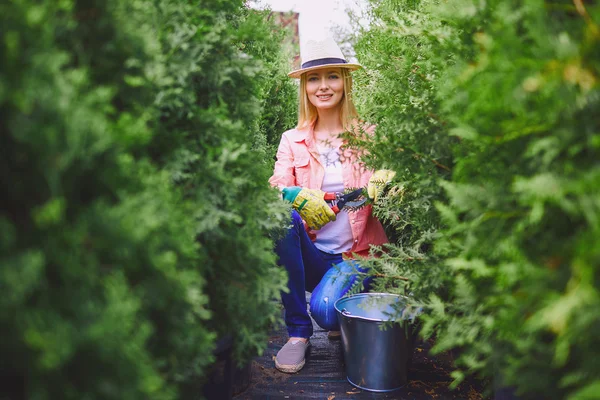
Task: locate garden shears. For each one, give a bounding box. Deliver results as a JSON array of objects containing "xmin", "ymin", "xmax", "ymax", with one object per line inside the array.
[
  {"xmin": 304, "ymin": 188, "xmax": 368, "ymax": 241},
  {"xmin": 323, "ymin": 188, "xmax": 368, "ymax": 214}
]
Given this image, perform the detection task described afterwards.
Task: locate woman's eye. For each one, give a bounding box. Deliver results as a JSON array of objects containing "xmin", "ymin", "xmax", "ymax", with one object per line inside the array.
[
  {"xmin": 329, "ymin": 75, "xmax": 339, "ymax": 79},
  {"xmin": 308, "ymin": 77, "xmax": 318, "ymax": 82}
]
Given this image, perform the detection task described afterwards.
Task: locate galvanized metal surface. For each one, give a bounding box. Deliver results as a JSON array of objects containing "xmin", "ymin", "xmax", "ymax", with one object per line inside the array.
[
  {"xmin": 234, "ymin": 295, "xmax": 487, "ymax": 400},
  {"xmin": 336, "ymin": 294, "xmax": 415, "ymax": 392}
]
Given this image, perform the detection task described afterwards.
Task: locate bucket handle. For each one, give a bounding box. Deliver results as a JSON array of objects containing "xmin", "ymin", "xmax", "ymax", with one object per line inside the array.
[{"xmin": 341, "ymin": 309, "xmax": 352, "ymax": 316}]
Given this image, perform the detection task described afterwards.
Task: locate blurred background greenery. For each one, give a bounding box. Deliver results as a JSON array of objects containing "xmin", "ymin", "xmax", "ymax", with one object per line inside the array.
[{"xmin": 1, "ymin": 0, "xmax": 296, "ymax": 398}]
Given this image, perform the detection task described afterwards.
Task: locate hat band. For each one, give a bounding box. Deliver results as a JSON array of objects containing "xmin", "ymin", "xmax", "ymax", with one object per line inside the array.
[{"xmin": 301, "ymin": 57, "xmax": 348, "ymax": 69}]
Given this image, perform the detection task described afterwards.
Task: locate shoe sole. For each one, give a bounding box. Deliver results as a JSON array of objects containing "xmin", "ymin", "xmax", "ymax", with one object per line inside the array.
[{"xmin": 275, "ymin": 358, "xmax": 305, "ymax": 374}]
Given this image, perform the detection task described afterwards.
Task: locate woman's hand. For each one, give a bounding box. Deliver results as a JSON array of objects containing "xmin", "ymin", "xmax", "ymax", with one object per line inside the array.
[
  {"xmin": 282, "ymin": 187, "xmax": 336, "ymax": 230},
  {"xmin": 367, "ymin": 169, "xmax": 397, "ymax": 203}
]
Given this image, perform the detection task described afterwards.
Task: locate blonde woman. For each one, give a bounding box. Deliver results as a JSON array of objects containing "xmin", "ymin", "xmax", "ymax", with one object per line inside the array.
[{"xmin": 269, "ymin": 37, "xmax": 393, "ymax": 373}]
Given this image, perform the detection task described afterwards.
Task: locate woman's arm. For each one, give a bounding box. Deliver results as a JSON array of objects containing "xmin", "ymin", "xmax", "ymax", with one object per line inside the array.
[{"xmin": 268, "ymin": 134, "xmax": 297, "ymax": 190}]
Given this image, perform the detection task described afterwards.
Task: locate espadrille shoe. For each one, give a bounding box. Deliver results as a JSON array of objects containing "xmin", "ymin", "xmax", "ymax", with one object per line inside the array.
[{"xmin": 275, "ymin": 339, "xmax": 310, "ymax": 373}]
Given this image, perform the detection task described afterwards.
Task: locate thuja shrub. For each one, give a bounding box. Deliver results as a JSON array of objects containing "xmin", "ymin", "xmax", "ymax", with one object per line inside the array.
[
  {"xmin": 354, "ymin": 0, "xmax": 600, "ymax": 398},
  {"xmin": 427, "ymin": 1, "xmax": 600, "ymax": 398},
  {"xmin": 0, "ymin": 2, "xmax": 212, "ymax": 399},
  {"xmin": 149, "ymin": 2, "xmax": 290, "ymax": 363},
  {"xmin": 348, "ymin": 0, "xmax": 459, "ymax": 304},
  {"xmin": 235, "ymin": 9, "xmax": 298, "ymax": 158},
  {"xmin": 1, "ymin": 0, "xmax": 290, "ymax": 398}
]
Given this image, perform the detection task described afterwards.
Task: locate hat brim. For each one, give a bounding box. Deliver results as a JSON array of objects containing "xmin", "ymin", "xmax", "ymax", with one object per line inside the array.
[{"xmin": 288, "ymin": 63, "xmax": 362, "ymax": 79}]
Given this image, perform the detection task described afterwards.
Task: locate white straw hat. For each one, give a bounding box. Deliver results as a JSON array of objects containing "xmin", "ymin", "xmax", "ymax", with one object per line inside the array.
[{"xmin": 288, "ymin": 37, "xmax": 362, "ymax": 79}]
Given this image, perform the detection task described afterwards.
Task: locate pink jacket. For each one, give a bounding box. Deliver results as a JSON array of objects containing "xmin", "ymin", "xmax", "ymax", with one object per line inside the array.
[{"xmin": 269, "ymin": 126, "xmax": 389, "ymax": 258}]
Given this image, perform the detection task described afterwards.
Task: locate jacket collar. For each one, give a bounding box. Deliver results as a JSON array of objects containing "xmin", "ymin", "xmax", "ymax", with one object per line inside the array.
[
  {"xmin": 289, "ymin": 124, "xmax": 360, "ymax": 165},
  {"xmin": 289, "ymin": 126, "xmax": 323, "ymax": 163}
]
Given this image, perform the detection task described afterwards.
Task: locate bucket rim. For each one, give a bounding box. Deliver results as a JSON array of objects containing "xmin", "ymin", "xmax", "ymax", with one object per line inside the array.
[{"xmin": 334, "ymin": 292, "xmax": 410, "ymax": 323}]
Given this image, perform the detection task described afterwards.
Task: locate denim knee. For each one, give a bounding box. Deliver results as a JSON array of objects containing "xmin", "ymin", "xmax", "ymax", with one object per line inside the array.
[{"xmin": 309, "ymin": 260, "xmax": 369, "ymax": 331}]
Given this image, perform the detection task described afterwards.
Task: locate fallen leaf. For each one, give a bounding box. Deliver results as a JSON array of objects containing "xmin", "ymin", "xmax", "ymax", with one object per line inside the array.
[{"xmin": 327, "ymin": 396, "xmax": 335, "ymax": 400}]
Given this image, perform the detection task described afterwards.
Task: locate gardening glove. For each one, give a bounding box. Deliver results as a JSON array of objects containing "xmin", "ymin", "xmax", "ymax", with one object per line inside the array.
[
  {"xmin": 367, "ymin": 169, "xmax": 397, "ymax": 203},
  {"xmin": 282, "ymin": 186, "xmax": 336, "ymax": 230}
]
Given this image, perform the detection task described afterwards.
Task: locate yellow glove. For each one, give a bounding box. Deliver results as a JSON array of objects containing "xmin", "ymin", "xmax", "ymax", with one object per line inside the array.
[
  {"xmin": 282, "ymin": 187, "xmax": 336, "ymax": 230},
  {"xmin": 367, "ymin": 169, "xmax": 397, "ymax": 202}
]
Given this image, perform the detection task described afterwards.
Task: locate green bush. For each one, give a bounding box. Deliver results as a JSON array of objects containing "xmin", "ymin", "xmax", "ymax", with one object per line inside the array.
[
  {"xmin": 148, "ymin": 1, "xmax": 292, "ymax": 363},
  {"xmin": 428, "ymin": 1, "xmax": 600, "ymax": 398},
  {"xmin": 348, "ymin": 0, "xmax": 457, "ymax": 307},
  {"xmin": 353, "ymin": 0, "xmax": 600, "ymax": 398},
  {"xmin": 1, "ymin": 0, "xmax": 292, "ymax": 398}
]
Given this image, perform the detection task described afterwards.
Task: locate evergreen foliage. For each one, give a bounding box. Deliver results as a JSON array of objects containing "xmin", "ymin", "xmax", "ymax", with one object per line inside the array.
[
  {"xmin": 353, "ymin": 0, "xmax": 599, "ymax": 398},
  {"xmin": 1, "ymin": 1, "xmax": 294, "ymax": 398},
  {"xmin": 349, "ymin": 0, "xmax": 456, "ymax": 307},
  {"xmin": 147, "ymin": 1, "xmax": 293, "ymax": 363}
]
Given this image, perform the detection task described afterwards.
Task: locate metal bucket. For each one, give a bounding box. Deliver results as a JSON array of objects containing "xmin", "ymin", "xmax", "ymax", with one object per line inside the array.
[{"xmin": 334, "ymin": 293, "xmax": 419, "ymax": 392}]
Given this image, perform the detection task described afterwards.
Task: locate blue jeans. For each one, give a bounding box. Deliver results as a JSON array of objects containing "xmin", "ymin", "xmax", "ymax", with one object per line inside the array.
[{"xmin": 275, "ymin": 210, "xmax": 369, "ymax": 339}]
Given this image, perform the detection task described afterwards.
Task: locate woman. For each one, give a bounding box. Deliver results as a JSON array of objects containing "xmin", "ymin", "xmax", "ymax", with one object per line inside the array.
[{"xmin": 269, "ymin": 37, "xmax": 393, "ymax": 374}]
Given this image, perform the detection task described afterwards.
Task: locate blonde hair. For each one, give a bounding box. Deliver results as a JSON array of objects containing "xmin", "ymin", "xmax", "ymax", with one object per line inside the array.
[{"xmin": 296, "ymin": 68, "xmax": 359, "ymax": 131}]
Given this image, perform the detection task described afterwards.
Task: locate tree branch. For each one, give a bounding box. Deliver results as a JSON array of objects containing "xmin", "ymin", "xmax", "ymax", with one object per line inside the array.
[{"xmin": 373, "ymin": 273, "xmax": 410, "ymax": 281}]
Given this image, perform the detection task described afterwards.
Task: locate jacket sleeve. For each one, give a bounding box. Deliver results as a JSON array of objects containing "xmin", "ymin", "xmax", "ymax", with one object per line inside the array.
[{"xmin": 268, "ymin": 134, "xmax": 296, "ymax": 190}]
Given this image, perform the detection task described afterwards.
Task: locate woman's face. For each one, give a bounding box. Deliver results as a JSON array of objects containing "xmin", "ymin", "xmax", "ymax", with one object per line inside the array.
[{"xmin": 305, "ymin": 68, "xmax": 345, "ymax": 111}]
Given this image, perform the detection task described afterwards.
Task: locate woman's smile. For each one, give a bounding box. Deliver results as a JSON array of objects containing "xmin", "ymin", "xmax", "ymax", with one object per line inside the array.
[{"xmin": 316, "ymin": 94, "xmax": 333, "ymax": 100}]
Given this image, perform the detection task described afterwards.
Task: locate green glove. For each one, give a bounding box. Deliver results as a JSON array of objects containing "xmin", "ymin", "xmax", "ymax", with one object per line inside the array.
[
  {"xmin": 282, "ymin": 187, "xmax": 336, "ymax": 230},
  {"xmin": 367, "ymin": 169, "xmax": 397, "ymax": 202}
]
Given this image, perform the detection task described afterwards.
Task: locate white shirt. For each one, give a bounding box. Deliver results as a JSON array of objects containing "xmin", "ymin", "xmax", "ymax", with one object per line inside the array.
[{"xmin": 314, "ymin": 144, "xmax": 354, "ymax": 254}]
